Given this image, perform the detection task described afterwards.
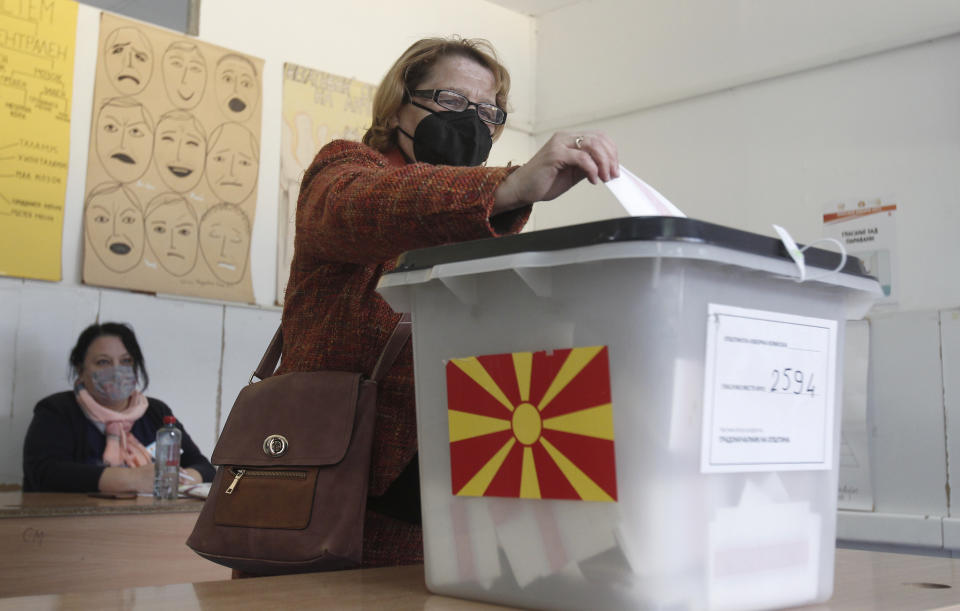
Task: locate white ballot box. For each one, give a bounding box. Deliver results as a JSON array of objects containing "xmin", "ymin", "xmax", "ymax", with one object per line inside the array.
[{"xmin": 377, "ymin": 217, "xmax": 882, "ymax": 611}]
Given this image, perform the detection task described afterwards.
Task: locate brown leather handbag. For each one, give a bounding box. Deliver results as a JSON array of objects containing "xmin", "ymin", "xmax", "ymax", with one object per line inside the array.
[{"xmin": 186, "ymin": 316, "xmax": 411, "ymax": 575}]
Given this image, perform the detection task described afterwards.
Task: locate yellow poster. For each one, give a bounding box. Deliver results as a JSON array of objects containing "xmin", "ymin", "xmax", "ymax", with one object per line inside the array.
[
  {"xmin": 276, "ymin": 63, "xmax": 374, "ymax": 304},
  {"xmin": 82, "ymin": 12, "xmax": 263, "ymax": 303},
  {"xmin": 0, "ymin": 0, "xmax": 78, "ymax": 281}
]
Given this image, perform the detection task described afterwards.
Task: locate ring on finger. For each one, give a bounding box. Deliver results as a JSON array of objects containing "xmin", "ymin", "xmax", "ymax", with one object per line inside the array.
[{"xmin": 574, "ymin": 135, "xmax": 584, "ymax": 149}]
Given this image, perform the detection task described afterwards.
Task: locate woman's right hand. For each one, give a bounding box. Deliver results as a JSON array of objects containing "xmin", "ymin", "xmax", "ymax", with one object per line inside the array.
[
  {"xmin": 98, "ymin": 464, "xmax": 155, "ymax": 494},
  {"xmin": 492, "ymin": 131, "xmax": 619, "ymax": 215}
]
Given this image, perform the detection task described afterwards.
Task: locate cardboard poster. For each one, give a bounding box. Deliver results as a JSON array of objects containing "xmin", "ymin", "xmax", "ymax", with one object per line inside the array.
[
  {"xmin": 0, "ymin": 0, "xmax": 78, "ymax": 281},
  {"xmin": 822, "ymin": 198, "xmax": 897, "ymax": 305},
  {"xmin": 82, "ymin": 12, "xmax": 263, "ymax": 302},
  {"xmin": 276, "ymin": 62, "xmax": 374, "ymax": 304}
]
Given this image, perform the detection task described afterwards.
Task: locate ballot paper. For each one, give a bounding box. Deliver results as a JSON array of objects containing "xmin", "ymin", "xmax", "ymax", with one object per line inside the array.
[
  {"xmin": 707, "ymin": 476, "xmax": 821, "ymax": 611},
  {"xmin": 424, "ymin": 495, "xmax": 501, "ymax": 589},
  {"xmin": 605, "ymin": 166, "xmax": 686, "ymax": 217},
  {"xmin": 494, "ymin": 502, "xmax": 570, "ymax": 587}
]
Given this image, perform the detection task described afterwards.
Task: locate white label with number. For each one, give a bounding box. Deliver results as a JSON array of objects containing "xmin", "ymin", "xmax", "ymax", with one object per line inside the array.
[{"xmin": 701, "ymin": 304, "xmax": 837, "ymax": 473}]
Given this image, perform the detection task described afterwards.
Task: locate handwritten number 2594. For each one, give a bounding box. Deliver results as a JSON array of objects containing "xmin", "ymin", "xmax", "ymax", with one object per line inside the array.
[{"xmin": 770, "ymin": 368, "xmax": 815, "ymax": 396}]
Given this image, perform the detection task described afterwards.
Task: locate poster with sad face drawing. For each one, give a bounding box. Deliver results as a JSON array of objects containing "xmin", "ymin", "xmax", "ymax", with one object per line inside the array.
[{"xmin": 82, "ymin": 12, "xmax": 263, "ymax": 302}]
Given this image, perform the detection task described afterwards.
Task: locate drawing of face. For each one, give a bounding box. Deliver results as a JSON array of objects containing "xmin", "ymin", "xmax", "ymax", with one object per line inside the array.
[
  {"xmin": 153, "ymin": 111, "xmax": 206, "ymax": 193},
  {"xmin": 161, "ymin": 42, "xmax": 206, "ymax": 109},
  {"xmin": 96, "ymin": 100, "xmax": 153, "ymax": 183},
  {"xmin": 199, "ymin": 204, "xmax": 250, "ymax": 284},
  {"xmin": 206, "ymin": 122, "xmax": 259, "ymax": 204},
  {"xmin": 84, "ymin": 184, "xmax": 144, "ymax": 272},
  {"xmin": 214, "ymin": 55, "xmax": 258, "ymax": 122},
  {"xmin": 145, "ymin": 194, "xmax": 199, "ymax": 276},
  {"xmin": 103, "ymin": 27, "xmax": 153, "ymax": 96}
]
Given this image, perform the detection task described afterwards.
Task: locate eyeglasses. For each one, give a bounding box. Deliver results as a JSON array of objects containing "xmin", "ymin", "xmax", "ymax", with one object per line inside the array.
[{"xmin": 410, "ymin": 89, "xmax": 507, "ymax": 125}]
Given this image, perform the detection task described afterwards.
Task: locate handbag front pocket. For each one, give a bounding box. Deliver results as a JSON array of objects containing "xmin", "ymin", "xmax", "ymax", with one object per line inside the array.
[{"xmin": 213, "ymin": 466, "xmax": 318, "ymax": 530}]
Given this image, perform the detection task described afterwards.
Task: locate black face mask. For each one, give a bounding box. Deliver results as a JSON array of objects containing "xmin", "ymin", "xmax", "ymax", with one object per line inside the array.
[{"xmin": 398, "ymin": 101, "xmax": 492, "ymax": 167}]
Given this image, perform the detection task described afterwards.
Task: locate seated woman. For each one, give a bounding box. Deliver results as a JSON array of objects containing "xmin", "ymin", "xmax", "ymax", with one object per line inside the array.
[{"xmin": 22, "ymin": 322, "xmax": 215, "ymax": 493}]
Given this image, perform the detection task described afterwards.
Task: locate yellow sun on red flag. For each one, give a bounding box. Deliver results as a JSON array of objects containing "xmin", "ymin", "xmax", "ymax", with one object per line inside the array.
[{"xmin": 445, "ymin": 346, "xmax": 616, "ymax": 502}]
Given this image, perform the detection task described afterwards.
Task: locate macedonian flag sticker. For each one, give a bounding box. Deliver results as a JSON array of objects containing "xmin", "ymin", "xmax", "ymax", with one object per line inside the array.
[{"xmin": 446, "ymin": 346, "xmax": 617, "ymax": 502}]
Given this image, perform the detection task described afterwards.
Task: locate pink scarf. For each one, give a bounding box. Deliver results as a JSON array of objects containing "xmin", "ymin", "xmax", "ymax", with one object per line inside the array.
[{"xmin": 76, "ymin": 387, "xmax": 153, "ymax": 468}]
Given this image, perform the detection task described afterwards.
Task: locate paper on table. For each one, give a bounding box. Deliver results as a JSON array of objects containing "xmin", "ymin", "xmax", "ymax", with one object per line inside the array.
[
  {"xmin": 181, "ymin": 482, "xmax": 211, "ymax": 499},
  {"xmin": 605, "ymin": 165, "xmax": 686, "ymax": 217}
]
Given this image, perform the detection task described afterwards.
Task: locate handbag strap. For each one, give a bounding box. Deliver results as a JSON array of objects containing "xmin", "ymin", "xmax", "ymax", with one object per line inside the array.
[
  {"xmin": 370, "ymin": 313, "xmax": 412, "ymax": 384},
  {"xmin": 251, "ymin": 314, "xmax": 412, "ymax": 383},
  {"xmin": 251, "ymin": 326, "xmax": 284, "ymax": 381}
]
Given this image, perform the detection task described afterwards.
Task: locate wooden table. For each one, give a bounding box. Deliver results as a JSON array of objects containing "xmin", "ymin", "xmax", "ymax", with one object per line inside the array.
[
  {"xmin": 0, "ymin": 492, "xmax": 229, "ymax": 598},
  {"xmin": 0, "ymin": 548, "xmax": 957, "ymax": 610}
]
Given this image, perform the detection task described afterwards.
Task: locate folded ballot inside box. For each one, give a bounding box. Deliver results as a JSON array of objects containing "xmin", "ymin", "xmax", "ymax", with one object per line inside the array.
[{"xmin": 377, "ymin": 217, "xmax": 881, "ymax": 611}]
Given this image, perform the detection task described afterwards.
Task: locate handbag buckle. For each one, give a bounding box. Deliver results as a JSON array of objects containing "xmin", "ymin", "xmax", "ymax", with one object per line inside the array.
[{"xmin": 263, "ymin": 434, "xmax": 289, "ymax": 457}]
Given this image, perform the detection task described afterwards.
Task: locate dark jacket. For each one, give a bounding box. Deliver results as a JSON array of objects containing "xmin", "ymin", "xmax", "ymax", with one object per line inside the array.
[{"xmin": 22, "ymin": 391, "xmax": 215, "ymax": 492}]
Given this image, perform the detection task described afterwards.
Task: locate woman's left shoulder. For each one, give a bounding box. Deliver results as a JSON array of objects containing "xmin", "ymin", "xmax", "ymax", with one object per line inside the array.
[
  {"xmin": 311, "ymin": 139, "xmax": 388, "ymax": 170},
  {"xmin": 144, "ymin": 396, "xmax": 172, "ymax": 415}
]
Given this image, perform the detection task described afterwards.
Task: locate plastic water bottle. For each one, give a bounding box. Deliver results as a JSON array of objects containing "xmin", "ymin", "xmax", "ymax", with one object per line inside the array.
[{"xmin": 153, "ymin": 415, "xmax": 181, "ymax": 500}]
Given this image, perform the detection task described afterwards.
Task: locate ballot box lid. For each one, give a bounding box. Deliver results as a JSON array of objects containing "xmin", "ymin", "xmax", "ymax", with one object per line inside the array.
[{"xmin": 389, "ymin": 216, "xmax": 871, "ymax": 278}]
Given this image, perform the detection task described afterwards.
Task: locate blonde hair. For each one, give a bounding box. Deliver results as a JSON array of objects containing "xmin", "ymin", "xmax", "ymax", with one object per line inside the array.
[{"xmin": 363, "ymin": 37, "xmax": 511, "ymax": 153}]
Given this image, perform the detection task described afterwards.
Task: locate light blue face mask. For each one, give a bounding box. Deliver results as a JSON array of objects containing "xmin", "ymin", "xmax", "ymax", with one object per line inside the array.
[{"xmin": 89, "ymin": 365, "xmax": 138, "ymax": 402}]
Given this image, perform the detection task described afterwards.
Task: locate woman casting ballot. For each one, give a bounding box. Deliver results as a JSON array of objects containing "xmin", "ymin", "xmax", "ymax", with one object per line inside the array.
[
  {"xmin": 22, "ymin": 322, "xmax": 214, "ymax": 493},
  {"xmin": 278, "ymin": 36, "xmax": 619, "ymax": 567}
]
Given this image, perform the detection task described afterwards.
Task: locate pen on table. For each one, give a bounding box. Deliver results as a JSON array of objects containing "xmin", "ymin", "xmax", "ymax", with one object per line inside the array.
[{"xmin": 179, "ymin": 469, "xmax": 196, "ymax": 482}]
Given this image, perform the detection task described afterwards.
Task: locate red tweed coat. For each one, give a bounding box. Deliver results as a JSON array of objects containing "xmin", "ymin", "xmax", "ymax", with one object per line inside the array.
[{"xmin": 279, "ymin": 139, "xmax": 529, "ymax": 567}]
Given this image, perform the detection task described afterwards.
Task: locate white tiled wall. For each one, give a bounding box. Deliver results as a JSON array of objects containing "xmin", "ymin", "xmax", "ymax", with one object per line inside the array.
[
  {"xmin": 942, "ymin": 309, "xmax": 960, "ymax": 515},
  {"xmin": 838, "ymin": 307, "xmax": 960, "ymax": 555},
  {"xmin": 1, "ymin": 283, "xmax": 100, "ymax": 484},
  {"xmin": 868, "ymin": 310, "xmax": 948, "ymax": 517},
  {"xmin": 98, "ymin": 291, "xmax": 225, "ymax": 455},
  {"xmin": 0, "ymin": 279, "xmax": 22, "ymax": 486},
  {"xmin": 219, "ymin": 307, "xmax": 282, "ymax": 436}
]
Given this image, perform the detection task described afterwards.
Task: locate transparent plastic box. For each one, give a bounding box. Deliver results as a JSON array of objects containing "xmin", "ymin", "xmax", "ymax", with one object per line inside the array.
[{"xmin": 377, "ymin": 217, "xmax": 882, "ymax": 611}]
